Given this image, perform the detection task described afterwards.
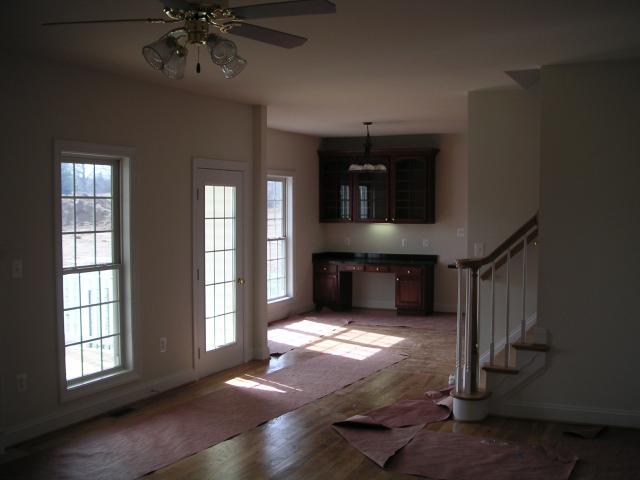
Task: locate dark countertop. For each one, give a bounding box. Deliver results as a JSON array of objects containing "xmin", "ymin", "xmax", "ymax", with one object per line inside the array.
[{"xmin": 312, "ymin": 252, "xmax": 438, "ymax": 265}]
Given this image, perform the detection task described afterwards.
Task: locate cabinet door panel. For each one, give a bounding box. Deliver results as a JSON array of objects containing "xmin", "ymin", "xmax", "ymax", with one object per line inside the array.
[
  {"xmin": 319, "ymin": 157, "xmax": 352, "ymax": 222},
  {"xmin": 390, "ymin": 154, "xmax": 436, "ymax": 223},
  {"xmin": 314, "ymin": 273, "xmax": 339, "ymax": 305},
  {"xmin": 395, "ymin": 276, "xmax": 423, "ymax": 310}
]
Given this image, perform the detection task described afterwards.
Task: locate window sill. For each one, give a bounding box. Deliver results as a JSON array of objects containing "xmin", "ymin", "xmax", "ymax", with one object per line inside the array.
[
  {"xmin": 267, "ymin": 296, "xmax": 294, "ymax": 305},
  {"xmin": 61, "ymin": 368, "xmax": 140, "ymax": 403}
]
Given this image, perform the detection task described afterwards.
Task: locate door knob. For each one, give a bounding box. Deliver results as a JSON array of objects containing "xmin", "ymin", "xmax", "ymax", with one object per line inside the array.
[{"xmin": 237, "ymin": 277, "xmax": 245, "ymax": 285}]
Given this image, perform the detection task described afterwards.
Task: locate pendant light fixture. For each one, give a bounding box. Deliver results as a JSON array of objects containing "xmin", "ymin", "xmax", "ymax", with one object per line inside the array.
[{"xmin": 348, "ymin": 122, "xmax": 387, "ymax": 172}]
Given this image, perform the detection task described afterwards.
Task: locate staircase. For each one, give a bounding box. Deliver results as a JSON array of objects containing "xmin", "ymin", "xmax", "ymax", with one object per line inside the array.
[{"xmin": 451, "ymin": 214, "xmax": 550, "ymax": 421}]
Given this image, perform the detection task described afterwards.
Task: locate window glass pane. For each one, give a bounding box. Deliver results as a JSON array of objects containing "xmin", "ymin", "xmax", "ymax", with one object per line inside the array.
[
  {"xmin": 204, "ymin": 186, "xmax": 214, "ymax": 218},
  {"xmin": 65, "ymin": 345, "xmax": 82, "ymax": 380},
  {"xmin": 102, "ymin": 336, "xmax": 121, "ymax": 370},
  {"xmin": 63, "ymin": 273, "xmax": 80, "ymax": 309},
  {"xmin": 62, "ymin": 199, "xmax": 75, "ymax": 233},
  {"xmin": 96, "ymin": 232, "xmax": 113, "ymax": 264},
  {"xmin": 215, "ymin": 315, "xmax": 225, "ymax": 345},
  {"xmin": 75, "ymin": 233, "xmax": 96, "ymax": 266},
  {"xmin": 94, "ymin": 164, "xmax": 112, "ymax": 197},
  {"xmin": 81, "ymin": 306, "xmax": 101, "ymax": 341},
  {"xmin": 205, "ymin": 219, "xmax": 214, "ymax": 251},
  {"xmin": 214, "ymin": 251, "xmax": 225, "ymax": 284},
  {"xmin": 100, "ymin": 269, "xmax": 118, "ymax": 302},
  {"xmin": 95, "ymin": 199, "xmax": 112, "ymax": 231},
  {"xmin": 82, "ymin": 341, "xmax": 102, "ymax": 375},
  {"xmin": 61, "ymin": 163, "xmax": 74, "ymax": 196},
  {"xmin": 214, "ymin": 186, "xmax": 225, "ymax": 218},
  {"xmin": 102, "ymin": 302, "xmax": 119, "ymax": 336},
  {"xmin": 225, "ymin": 250, "xmax": 234, "ymax": 282},
  {"xmin": 225, "ymin": 187, "xmax": 234, "ymax": 218},
  {"xmin": 75, "ymin": 199, "xmax": 95, "ymax": 232},
  {"xmin": 64, "ymin": 309, "xmax": 81, "ymax": 345},
  {"xmin": 62, "ymin": 234, "xmax": 75, "ymax": 268},
  {"xmin": 75, "ymin": 163, "xmax": 95, "ymax": 197},
  {"xmin": 205, "ymin": 252, "xmax": 214, "ymax": 284},
  {"xmin": 214, "ymin": 219, "xmax": 225, "ymax": 251},
  {"xmin": 225, "ymin": 219, "xmax": 234, "ymax": 250},
  {"xmin": 80, "ymin": 271, "xmax": 100, "ymax": 306}
]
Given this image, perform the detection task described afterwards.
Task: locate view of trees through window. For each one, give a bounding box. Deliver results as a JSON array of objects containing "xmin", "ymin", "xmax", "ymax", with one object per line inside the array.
[{"xmin": 60, "ymin": 160, "xmax": 122, "ymax": 383}]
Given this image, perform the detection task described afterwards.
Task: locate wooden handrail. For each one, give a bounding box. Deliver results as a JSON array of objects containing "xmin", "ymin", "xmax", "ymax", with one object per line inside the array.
[{"xmin": 456, "ymin": 214, "xmax": 538, "ymax": 270}]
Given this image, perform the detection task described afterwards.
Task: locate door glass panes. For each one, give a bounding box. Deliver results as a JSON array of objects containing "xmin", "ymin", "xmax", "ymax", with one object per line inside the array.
[
  {"xmin": 267, "ymin": 179, "xmax": 287, "ymax": 301},
  {"xmin": 355, "ymin": 171, "xmax": 388, "ymax": 221},
  {"xmin": 204, "ymin": 185, "xmax": 237, "ymax": 351},
  {"xmin": 60, "ymin": 160, "xmax": 122, "ymax": 382}
]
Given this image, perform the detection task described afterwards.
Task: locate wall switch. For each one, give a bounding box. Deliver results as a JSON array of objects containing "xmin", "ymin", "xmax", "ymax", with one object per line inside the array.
[
  {"xmin": 345, "ymin": 237, "xmax": 351, "ymax": 246},
  {"xmin": 457, "ymin": 228, "xmax": 465, "ymax": 238},
  {"xmin": 474, "ymin": 242, "xmax": 485, "ymax": 257},
  {"xmin": 11, "ymin": 259, "xmax": 23, "ymax": 279},
  {"xmin": 16, "ymin": 373, "xmax": 27, "ymax": 392},
  {"xmin": 160, "ymin": 337, "xmax": 167, "ymax": 353},
  {"xmin": 401, "ymin": 238, "xmax": 407, "ymax": 248},
  {"xmin": 422, "ymin": 238, "xmax": 430, "ymax": 248}
]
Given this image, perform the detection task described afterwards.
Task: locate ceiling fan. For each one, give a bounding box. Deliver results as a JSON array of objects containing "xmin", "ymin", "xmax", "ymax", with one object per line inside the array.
[{"xmin": 42, "ymin": 0, "xmax": 336, "ymax": 79}]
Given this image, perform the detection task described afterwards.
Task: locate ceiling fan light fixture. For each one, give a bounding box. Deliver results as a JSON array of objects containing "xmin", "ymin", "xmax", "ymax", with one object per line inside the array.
[
  {"xmin": 162, "ymin": 44, "xmax": 188, "ymax": 80},
  {"xmin": 221, "ymin": 55, "xmax": 247, "ymax": 79},
  {"xmin": 206, "ymin": 34, "xmax": 238, "ymax": 66},
  {"xmin": 142, "ymin": 33, "xmax": 178, "ymax": 70}
]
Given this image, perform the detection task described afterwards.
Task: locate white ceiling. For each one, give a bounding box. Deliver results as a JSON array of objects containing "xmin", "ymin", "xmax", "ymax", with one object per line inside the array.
[{"xmin": 7, "ymin": 0, "xmax": 640, "ymax": 136}]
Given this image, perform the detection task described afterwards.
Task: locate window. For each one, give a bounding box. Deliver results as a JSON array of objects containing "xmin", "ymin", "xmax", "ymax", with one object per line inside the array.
[
  {"xmin": 266, "ymin": 175, "xmax": 292, "ymax": 302},
  {"xmin": 55, "ymin": 143, "xmax": 134, "ymax": 394}
]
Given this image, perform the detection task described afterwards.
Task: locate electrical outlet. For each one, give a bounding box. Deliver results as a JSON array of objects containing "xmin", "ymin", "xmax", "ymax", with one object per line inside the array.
[
  {"xmin": 16, "ymin": 373, "xmax": 27, "ymax": 392},
  {"xmin": 11, "ymin": 259, "xmax": 23, "ymax": 279},
  {"xmin": 160, "ymin": 337, "xmax": 167, "ymax": 353},
  {"xmin": 474, "ymin": 242, "xmax": 485, "ymax": 257},
  {"xmin": 457, "ymin": 228, "xmax": 465, "ymax": 238},
  {"xmin": 401, "ymin": 238, "xmax": 407, "ymax": 248},
  {"xmin": 345, "ymin": 237, "xmax": 351, "ymax": 246},
  {"xmin": 422, "ymin": 238, "xmax": 430, "ymax": 248}
]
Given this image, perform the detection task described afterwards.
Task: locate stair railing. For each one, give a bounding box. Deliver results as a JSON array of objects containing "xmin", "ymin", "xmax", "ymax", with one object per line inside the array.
[{"xmin": 454, "ymin": 214, "xmax": 538, "ymax": 396}]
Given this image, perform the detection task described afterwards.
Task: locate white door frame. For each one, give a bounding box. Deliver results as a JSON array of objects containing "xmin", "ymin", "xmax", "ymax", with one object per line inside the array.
[{"xmin": 192, "ymin": 158, "xmax": 253, "ymax": 378}]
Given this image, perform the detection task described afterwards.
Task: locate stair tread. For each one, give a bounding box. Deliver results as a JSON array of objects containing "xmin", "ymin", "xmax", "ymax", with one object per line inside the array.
[
  {"xmin": 511, "ymin": 342, "xmax": 550, "ymax": 352},
  {"xmin": 482, "ymin": 365, "xmax": 519, "ymax": 374}
]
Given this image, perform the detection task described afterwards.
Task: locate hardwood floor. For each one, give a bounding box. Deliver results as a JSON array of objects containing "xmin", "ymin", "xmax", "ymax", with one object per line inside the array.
[{"xmin": 8, "ymin": 309, "xmax": 640, "ymax": 479}]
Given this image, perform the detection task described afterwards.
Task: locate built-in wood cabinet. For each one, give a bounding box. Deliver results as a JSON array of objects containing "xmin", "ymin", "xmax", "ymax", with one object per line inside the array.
[
  {"xmin": 318, "ymin": 149, "xmax": 438, "ymax": 224},
  {"xmin": 312, "ymin": 253, "xmax": 436, "ymax": 315}
]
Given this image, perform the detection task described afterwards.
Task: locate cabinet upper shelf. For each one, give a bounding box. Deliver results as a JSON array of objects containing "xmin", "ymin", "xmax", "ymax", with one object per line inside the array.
[{"xmin": 318, "ymin": 148, "xmax": 438, "ymax": 224}]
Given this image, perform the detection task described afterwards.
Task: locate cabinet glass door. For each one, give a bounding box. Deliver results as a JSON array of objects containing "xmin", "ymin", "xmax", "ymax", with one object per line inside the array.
[
  {"xmin": 391, "ymin": 156, "xmax": 433, "ymax": 223},
  {"xmin": 354, "ymin": 169, "xmax": 388, "ymax": 222},
  {"xmin": 319, "ymin": 158, "xmax": 351, "ymax": 221}
]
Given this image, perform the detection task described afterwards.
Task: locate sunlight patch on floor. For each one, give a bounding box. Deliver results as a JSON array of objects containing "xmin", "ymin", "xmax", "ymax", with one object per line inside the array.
[
  {"xmin": 267, "ymin": 328, "xmax": 320, "ymax": 347},
  {"xmin": 225, "ymin": 376, "xmax": 287, "ymax": 393},
  {"xmin": 334, "ymin": 329, "xmax": 405, "ymax": 347},
  {"xmin": 282, "ymin": 319, "xmax": 347, "ymax": 336},
  {"xmin": 306, "ymin": 339, "xmax": 381, "ymax": 360}
]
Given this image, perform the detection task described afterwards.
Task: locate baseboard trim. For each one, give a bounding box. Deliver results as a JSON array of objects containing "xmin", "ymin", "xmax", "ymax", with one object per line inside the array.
[
  {"xmin": 3, "ymin": 368, "xmax": 197, "ymax": 449},
  {"xmin": 479, "ymin": 313, "xmax": 537, "ymax": 364},
  {"xmin": 495, "ymin": 399, "xmax": 640, "ymax": 429}
]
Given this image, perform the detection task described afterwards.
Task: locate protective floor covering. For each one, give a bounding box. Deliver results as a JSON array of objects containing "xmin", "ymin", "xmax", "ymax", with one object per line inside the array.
[
  {"xmin": 0, "ymin": 350, "xmax": 406, "ymax": 480},
  {"xmin": 334, "ymin": 389, "xmax": 577, "ymax": 480}
]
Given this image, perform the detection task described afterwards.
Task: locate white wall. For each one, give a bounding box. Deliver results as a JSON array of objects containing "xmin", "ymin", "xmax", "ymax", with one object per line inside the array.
[
  {"xmin": 266, "ymin": 129, "xmax": 323, "ymax": 322},
  {"xmin": 506, "ymin": 59, "xmax": 640, "ymax": 427},
  {"xmin": 322, "ymin": 134, "xmax": 468, "ymax": 312},
  {"xmin": 467, "ymin": 88, "xmax": 540, "ymax": 252},
  {"xmin": 0, "ymin": 54, "xmax": 259, "ymax": 444}
]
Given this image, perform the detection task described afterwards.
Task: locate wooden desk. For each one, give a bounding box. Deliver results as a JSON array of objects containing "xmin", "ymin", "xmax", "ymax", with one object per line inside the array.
[{"xmin": 312, "ymin": 252, "xmax": 437, "ymax": 314}]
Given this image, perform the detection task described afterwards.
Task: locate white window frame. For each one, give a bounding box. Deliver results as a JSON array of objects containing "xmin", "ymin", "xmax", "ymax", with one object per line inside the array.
[
  {"xmin": 54, "ymin": 140, "xmax": 138, "ymax": 401},
  {"xmin": 266, "ymin": 172, "xmax": 294, "ymax": 303}
]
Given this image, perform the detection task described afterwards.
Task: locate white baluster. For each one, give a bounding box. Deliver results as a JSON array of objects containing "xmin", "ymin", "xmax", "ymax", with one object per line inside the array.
[
  {"xmin": 455, "ymin": 268, "xmax": 462, "ymax": 392},
  {"xmin": 521, "ymin": 236, "xmax": 527, "ymax": 343},
  {"xmin": 464, "ymin": 268, "xmax": 472, "ymax": 393},
  {"xmin": 504, "ymin": 251, "xmax": 511, "ymax": 367},
  {"xmin": 489, "ymin": 262, "xmax": 495, "ymax": 365}
]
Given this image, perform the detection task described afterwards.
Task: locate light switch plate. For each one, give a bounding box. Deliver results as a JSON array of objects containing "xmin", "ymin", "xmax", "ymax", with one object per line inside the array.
[
  {"xmin": 401, "ymin": 238, "xmax": 407, "ymax": 248},
  {"xmin": 457, "ymin": 228, "xmax": 465, "ymax": 238},
  {"xmin": 474, "ymin": 242, "xmax": 485, "ymax": 257}
]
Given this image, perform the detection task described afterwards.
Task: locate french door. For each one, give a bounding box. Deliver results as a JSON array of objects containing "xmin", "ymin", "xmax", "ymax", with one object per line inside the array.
[{"xmin": 193, "ymin": 167, "xmax": 245, "ymax": 377}]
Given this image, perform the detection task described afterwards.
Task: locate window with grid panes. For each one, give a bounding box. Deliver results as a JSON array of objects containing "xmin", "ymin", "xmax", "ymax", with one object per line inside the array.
[
  {"xmin": 266, "ymin": 177, "xmax": 289, "ymax": 301},
  {"xmin": 58, "ymin": 157, "xmax": 125, "ymax": 386}
]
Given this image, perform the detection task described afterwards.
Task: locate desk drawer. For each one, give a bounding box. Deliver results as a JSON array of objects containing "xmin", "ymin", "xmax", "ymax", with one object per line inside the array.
[
  {"xmin": 365, "ymin": 265, "xmax": 390, "ymax": 273},
  {"xmin": 395, "ymin": 266, "xmax": 423, "ymax": 277},
  {"xmin": 314, "ymin": 262, "xmax": 337, "ymax": 273},
  {"xmin": 340, "ymin": 263, "xmax": 364, "ymax": 272}
]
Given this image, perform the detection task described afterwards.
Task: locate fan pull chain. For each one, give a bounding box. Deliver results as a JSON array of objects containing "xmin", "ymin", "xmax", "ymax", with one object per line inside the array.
[{"xmin": 196, "ymin": 46, "xmax": 201, "ymax": 74}]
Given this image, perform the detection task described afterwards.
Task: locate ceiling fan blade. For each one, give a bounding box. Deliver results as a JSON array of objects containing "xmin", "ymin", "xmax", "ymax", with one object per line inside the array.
[
  {"xmin": 42, "ymin": 18, "xmax": 177, "ymax": 26},
  {"xmin": 227, "ymin": 22, "xmax": 307, "ymax": 48},
  {"xmin": 229, "ymin": 0, "xmax": 336, "ymax": 20}
]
